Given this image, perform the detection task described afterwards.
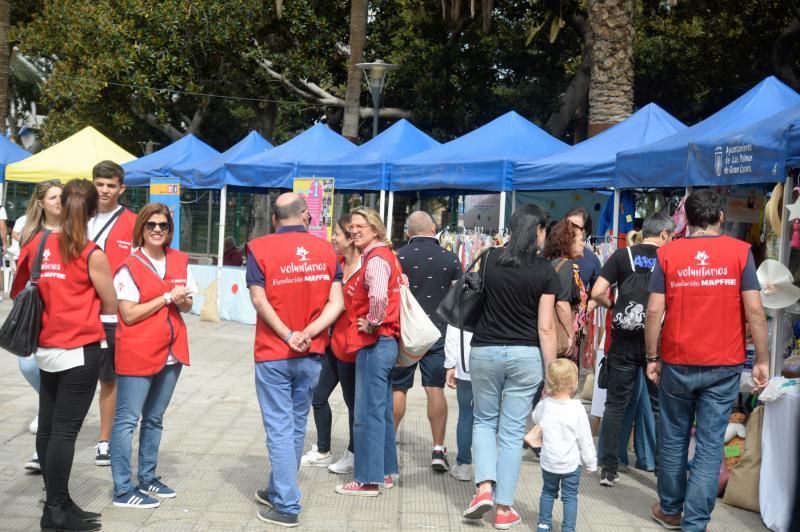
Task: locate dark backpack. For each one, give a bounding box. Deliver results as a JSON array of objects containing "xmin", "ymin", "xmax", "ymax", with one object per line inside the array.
[{"xmin": 611, "ymin": 247, "xmax": 654, "ymax": 335}]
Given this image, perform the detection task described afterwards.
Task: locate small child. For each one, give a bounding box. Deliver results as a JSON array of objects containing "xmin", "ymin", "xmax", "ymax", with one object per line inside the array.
[{"xmin": 533, "ymin": 359, "xmax": 597, "ymax": 532}]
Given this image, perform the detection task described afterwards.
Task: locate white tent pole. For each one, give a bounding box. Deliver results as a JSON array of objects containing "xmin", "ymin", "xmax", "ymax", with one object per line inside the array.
[
  {"xmin": 498, "ymin": 191, "xmax": 507, "ymax": 231},
  {"xmin": 612, "ymin": 189, "xmax": 620, "ymax": 242},
  {"xmin": 216, "ymin": 185, "xmax": 228, "ymax": 316},
  {"xmin": 386, "ymin": 191, "xmax": 395, "ymax": 241},
  {"xmin": 379, "ymin": 189, "xmax": 386, "ymax": 221}
]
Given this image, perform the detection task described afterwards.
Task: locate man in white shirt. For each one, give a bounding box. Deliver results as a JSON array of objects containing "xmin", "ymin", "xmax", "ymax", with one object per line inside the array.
[{"xmin": 0, "ymin": 205, "xmax": 8, "ymax": 301}]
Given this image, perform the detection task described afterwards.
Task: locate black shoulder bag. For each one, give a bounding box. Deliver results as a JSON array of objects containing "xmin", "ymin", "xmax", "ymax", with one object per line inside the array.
[
  {"xmin": 91, "ymin": 207, "xmax": 125, "ymax": 244},
  {"xmin": 436, "ymin": 248, "xmax": 492, "ymax": 373},
  {"xmin": 0, "ymin": 230, "xmax": 52, "ymax": 357}
]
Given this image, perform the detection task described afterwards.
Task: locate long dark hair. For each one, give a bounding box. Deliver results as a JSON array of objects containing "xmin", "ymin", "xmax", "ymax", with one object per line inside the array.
[
  {"xmin": 60, "ymin": 179, "xmax": 98, "ymax": 262},
  {"xmin": 498, "ymin": 203, "xmax": 548, "ymax": 267}
]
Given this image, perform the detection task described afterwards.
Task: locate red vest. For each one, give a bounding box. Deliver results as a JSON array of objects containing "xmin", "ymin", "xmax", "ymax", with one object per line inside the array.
[
  {"xmin": 115, "ymin": 248, "xmax": 191, "ymax": 376},
  {"xmin": 248, "ymin": 231, "xmax": 338, "ymax": 362},
  {"xmin": 659, "ymin": 235, "xmax": 750, "ymax": 366},
  {"xmin": 13, "ymin": 233, "xmax": 105, "ymax": 349},
  {"xmin": 344, "ymin": 245, "xmax": 402, "ymax": 354},
  {"xmin": 331, "ymin": 266, "xmax": 359, "ymax": 363},
  {"xmin": 98, "ymin": 208, "xmax": 137, "ymax": 272}
]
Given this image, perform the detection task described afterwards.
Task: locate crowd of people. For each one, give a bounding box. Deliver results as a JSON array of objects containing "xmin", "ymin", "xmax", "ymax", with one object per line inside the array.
[{"xmin": 7, "ymin": 170, "xmax": 772, "ymax": 531}]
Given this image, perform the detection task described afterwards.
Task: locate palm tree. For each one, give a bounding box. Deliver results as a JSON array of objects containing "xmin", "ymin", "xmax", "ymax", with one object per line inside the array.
[
  {"xmin": 342, "ymin": 0, "xmax": 368, "ymax": 141},
  {"xmin": 587, "ymin": 0, "xmax": 635, "ymax": 137},
  {"xmin": 0, "ymin": 0, "xmax": 9, "ymax": 131}
]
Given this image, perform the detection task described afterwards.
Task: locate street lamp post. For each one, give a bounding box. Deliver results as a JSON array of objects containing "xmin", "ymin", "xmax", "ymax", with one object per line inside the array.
[{"xmin": 357, "ymin": 59, "xmax": 398, "ymax": 223}]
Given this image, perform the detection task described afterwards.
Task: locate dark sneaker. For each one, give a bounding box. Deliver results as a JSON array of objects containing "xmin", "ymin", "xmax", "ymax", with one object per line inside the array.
[
  {"xmin": 254, "ymin": 489, "xmax": 273, "ymax": 508},
  {"xmin": 599, "ymin": 469, "xmax": 620, "ymax": 487},
  {"xmin": 94, "ymin": 441, "xmax": 111, "ymax": 467},
  {"xmin": 431, "ymin": 448, "xmax": 450, "ymax": 472},
  {"xmin": 25, "ymin": 452, "xmax": 41, "ymax": 472},
  {"xmin": 112, "ymin": 489, "xmax": 161, "ymax": 509},
  {"xmin": 650, "ymin": 503, "xmax": 682, "ymax": 530},
  {"xmin": 257, "ymin": 507, "xmax": 299, "ymax": 528},
  {"xmin": 139, "ymin": 478, "xmax": 176, "ymax": 499}
]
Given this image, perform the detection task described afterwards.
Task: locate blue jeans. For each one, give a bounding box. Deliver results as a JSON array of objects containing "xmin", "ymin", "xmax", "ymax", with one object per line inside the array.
[
  {"xmin": 658, "ymin": 363, "xmax": 741, "ymax": 532},
  {"xmin": 354, "ymin": 336, "xmax": 399, "ymax": 485},
  {"xmin": 538, "ymin": 467, "xmax": 581, "ymax": 532},
  {"xmin": 255, "ymin": 356, "xmax": 322, "ymax": 516},
  {"xmin": 19, "ymin": 354, "xmax": 40, "ymax": 394},
  {"xmin": 470, "ymin": 345, "xmax": 542, "ymax": 506},
  {"xmin": 110, "ymin": 364, "xmax": 182, "ymax": 497},
  {"xmin": 456, "ymin": 379, "xmax": 474, "ymax": 466}
]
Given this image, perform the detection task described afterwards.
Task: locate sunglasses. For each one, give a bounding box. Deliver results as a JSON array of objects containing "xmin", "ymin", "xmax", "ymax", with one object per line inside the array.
[{"xmin": 145, "ymin": 221, "xmax": 170, "ymax": 232}]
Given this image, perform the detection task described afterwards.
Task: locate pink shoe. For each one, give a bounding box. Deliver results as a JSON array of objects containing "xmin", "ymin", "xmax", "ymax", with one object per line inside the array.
[
  {"xmin": 463, "ymin": 491, "xmax": 494, "ymax": 519},
  {"xmin": 494, "ymin": 507, "xmax": 521, "ymax": 530},
  {"xmin": 383, "ymin": 475, "xmax": 396, "ymax": 489},
  {"xmin": 335, "ymin": 481, "xmax": 380, "ymax": 497}
]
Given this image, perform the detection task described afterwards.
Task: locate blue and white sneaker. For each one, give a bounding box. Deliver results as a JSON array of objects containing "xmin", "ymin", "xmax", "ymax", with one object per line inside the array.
[
  {"xmin": 112, "ymin": 489, "xmax": 161, "ymax": 509},
  {"xmin": 139, "ymin": 479, "xmax": 177, "ymax": 499}
]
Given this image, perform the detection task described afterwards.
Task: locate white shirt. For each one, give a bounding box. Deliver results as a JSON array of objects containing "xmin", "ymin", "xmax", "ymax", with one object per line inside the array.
[
  {"xmin": 0, "ymin": 206, "xmax": 7, "ymax": 220},
  {"xmin": 113, "ymin": 250, "xmax": 197, "ymax": 365},
  {"xmin": 89, "ymin": 206, "xmax": 124, "ymax": 323},
  {"xmin": 444, "ymin": 325, "xmax": 472, "ymax": 381},
  {"xmin": 532, "ymin": 397, "xmax": 598, "ymax": 474},
  {"xmin": 7, "ymin": 215, "xmax": 26, "ymax": 257}
]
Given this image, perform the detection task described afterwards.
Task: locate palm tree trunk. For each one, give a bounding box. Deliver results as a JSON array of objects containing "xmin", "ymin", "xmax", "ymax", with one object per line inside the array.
[
  {"xmin": 342, "ymin": 0, "xmax": 369, "ymax": 141},
  {"xmin": 0, "ymin": 0, "xmax": 10, "ymax": 131},
  {"xmin": 587, "ymin": 0, "xmax": 634, "ymax": 137}
]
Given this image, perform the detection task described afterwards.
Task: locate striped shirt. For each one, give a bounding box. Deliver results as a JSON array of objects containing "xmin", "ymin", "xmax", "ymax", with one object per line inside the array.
[{"xmin": 362, "ymin": 242, "xmax": 391, "ymax": 325}]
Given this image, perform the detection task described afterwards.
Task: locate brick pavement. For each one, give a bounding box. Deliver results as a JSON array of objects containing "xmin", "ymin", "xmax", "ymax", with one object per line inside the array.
[{"xmin": 0, "ymin": 309, "xmax": 767, "ymax": 531}]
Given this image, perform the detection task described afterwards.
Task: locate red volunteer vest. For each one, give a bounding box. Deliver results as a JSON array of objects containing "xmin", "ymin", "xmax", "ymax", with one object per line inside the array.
[
  {"xmin": 331, "ymin": 266, "xmax": 360, "ymax": 363},
  {"xmin": 98, "ymin": 208, "xmax": 137, "ymax": 272},
  {"xmin": 659, "ymin": 235, "xmax": 750, "ymax": 366},
  {"xmin": 12, "ymin": 233, "xmax": 105, "ymax": 349},
  {"xmin": 248, "ymin": 231, "xmax": 338, "ymax": 362},
  {"xmin": 344, "ymin": 244, "xmax": 402, "ymax": 354},
  {"xmin": 115, "ymin": 248, "xmax": 191, "ymax": 376}
]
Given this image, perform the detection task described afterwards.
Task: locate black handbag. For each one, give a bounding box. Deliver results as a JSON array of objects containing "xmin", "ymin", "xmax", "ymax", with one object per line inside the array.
[{"xmin": 0, "ymin": 230, "xmax": 51, "ymax": 357}]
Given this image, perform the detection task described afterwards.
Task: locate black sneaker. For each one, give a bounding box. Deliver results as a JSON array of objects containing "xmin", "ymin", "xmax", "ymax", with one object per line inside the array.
[
  {"xmin": 254, "ymin": 489, "xmax": 273, "ymax": 508},
  {"xmin": 256, "ymin": 507, "xmax": 299, "ymax": 528},
  {"xmin": 25, "ymin": 453, "xmax": 41, "ymax": 472},
  {"xmin": 95, "ymin": 441, "xmax": 111, "ymax": 467},
  {"xmin": 431, "ymin": 448, "xmax": 450, "ymax": 472},
  {"xmin": 600, "ymin": 469, "xmax": 620, "ymax": 487}
]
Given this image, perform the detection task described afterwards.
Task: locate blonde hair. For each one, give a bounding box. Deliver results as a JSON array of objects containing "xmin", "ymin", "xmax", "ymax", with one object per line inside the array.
[
  {"xmin": 350, "ymin": 206, "xmax": 388, "ymax": 244},
  {"xmin": 21, "ymin": 181, "xmax": 65, "ymax": 246},
  {"xmin": 546, "ymin": 359, "xmax": 579, "ymax": 395},
  {"xmin": 626, "ymin": 230, "xmax": 643, "ymax": 246}
]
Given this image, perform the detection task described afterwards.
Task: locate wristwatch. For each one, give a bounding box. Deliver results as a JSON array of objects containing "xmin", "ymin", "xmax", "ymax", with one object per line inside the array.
[
  {"xmin": 163, "ymin": 292, "xmax": 172, "ymax": 305},
  {"xmin": 646, "ymin": 354, "xmax": 660, "ymax": 362}
]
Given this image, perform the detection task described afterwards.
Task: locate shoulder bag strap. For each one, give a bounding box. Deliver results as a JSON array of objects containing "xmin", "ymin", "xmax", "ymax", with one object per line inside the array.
[
  {"xmin": 554, "ymin": 257, "xmax": 567, "ymax": 273},
  {"xmin": 30, "ymin": 230, "xmax": 52, "ymax": 284},
  {"xmin": 627, "ymin": 246, "xmax": 636, "ymax": 273},
  {"xmin": 91, "ymin": 207, "xmax": 125, "ymax": 243}
]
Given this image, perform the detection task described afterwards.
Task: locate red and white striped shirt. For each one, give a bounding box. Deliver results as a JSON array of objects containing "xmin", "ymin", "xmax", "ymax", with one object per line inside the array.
[{"xmin": 362, "ymin": 241, "xmax": 391, "ymax": 325}]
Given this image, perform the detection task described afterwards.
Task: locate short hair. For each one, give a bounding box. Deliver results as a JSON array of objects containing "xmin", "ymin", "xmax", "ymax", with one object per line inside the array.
[
  {"xmin": 685, "ymin": 189, "xmax": 723, "ymax": 229},
  {"xmin": 273, "ymin": 196, "xmax": 306, "ymax": 220},
  {"xmin": 350, "ymin": 206, "xmax": 388, "ymax": 243},
  {"xmin": 406, "ymin": 211, "xmax": 435, "ymax": 237},
  {"xmin": 133, "ymin": 202, "xmax": 174, "ymax": 248},
  {"xmin": 543, "ymin": 220, "xmax": 581, "ymax": 260},
  {"xmin": 641, "ymin": 211, "xmax": 676, "ymax": 238},
  {"xmin": 92, "ymin": 160, "xmax": 125, "ymax": 185},
  {"xmin": 546, "ymin": 359, "xmax": 579, "ymax": 395},
  {"xmin": 564, "ymin": 207, "xmax": 587, "ymax": 223}
]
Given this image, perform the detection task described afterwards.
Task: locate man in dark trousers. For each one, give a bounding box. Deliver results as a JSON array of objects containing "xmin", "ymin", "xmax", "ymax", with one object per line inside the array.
[
  {"xmin": 391, "ymin": 211, "xmax": 462, "ymax": 472},
  {"xmin": 645, "ymin": 190, "xmax": 769, "ymax": 531},
  {"xmin": 590, "ymin": 211, "xmax": 675, "ymax": 486},
  {"xmin": 89, "ymin": 160, "xmax": 137, "ymax": 467},
  {"xmin": 247, "ymin": 192, "xmax": 344, "ymax": 527}
]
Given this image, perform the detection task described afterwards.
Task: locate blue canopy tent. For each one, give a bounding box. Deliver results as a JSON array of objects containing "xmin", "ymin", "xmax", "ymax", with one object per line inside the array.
[
  {"xmin": 225, "ymin": 123, "xmax": 356, "ymax": 189},
  {"xmin": 0, "ymin": 136, "xmax": 31, "ymax": 182},
  {"xmin": 296, "ymin": 119, "xmax": 440, "ymax": 219},
  {"xmin": 616, "ymin": 76, "xmax": 800, "ymax": 190},
  {"xmin": 122, "ymin": 134, "xmax": 220, "ymax": 188},
  {"xmin": 390, "ymin": 111, "xmax": 568, "ymax": 232}
]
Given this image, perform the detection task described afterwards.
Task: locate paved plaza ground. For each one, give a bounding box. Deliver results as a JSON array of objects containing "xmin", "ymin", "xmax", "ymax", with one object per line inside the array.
[{"xmin": 0, "ymin": 305, "xmax": 768, "ymax": 531}]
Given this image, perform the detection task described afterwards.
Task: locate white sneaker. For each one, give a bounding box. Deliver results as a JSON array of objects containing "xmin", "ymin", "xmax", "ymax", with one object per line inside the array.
[
  {"xmin": 300, "ymin": 444, "xmax": 332, "ymax": 467},
  {"xmin": 328, "ymin": 450, "xmax": 354, "ymax": 474},
  {"xmin": 449, "ymin": 463, "xmax": 473, "ymax": 482},
  {"xmin": 29, "ymin": 416, "xmax": 38, "ymax": 435}
]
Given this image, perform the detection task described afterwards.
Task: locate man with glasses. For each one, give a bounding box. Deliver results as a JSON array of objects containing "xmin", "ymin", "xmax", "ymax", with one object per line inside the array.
[
  {"xmin": 246, "ymin": 192, "xmax": 344, "ymax": 527},
  {"xmin": 590, "ymin": 211, "xmax": 675, "ymax": 487}
]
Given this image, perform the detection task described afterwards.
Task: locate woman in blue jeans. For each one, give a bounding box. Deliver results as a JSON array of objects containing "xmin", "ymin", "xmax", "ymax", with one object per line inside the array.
[
  {"xmin": 109, "ymin": 203, "xmax": 196, "ymax": 509},
  {"xmin": 335, "ymin": 207, "xmax": 402, "ymax": 497},
  {"xmin": 462, "ymin": 204, "xmax": 559, "ymax": 530}
]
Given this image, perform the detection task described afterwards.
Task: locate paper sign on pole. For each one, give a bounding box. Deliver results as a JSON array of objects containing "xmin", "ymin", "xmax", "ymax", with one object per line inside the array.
[{"xmin": 293, "ymin": 177, "xmax": 335, "ymax": 240}]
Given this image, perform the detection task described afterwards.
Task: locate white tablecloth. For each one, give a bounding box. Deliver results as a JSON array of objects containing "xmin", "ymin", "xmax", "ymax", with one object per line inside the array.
[{"xmin": 760, "ymin": 389, "xmax": 800, "ymax": 531}]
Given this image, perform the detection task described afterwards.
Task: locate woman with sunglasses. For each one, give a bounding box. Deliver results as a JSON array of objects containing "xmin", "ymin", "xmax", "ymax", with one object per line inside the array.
[
  {"xmin": 11, "ymin": 179, "xmax": 117, "ymax": 531},
  {"xmin": 109, "ymin": 203, "xmax": 195, "ymax": 509}
]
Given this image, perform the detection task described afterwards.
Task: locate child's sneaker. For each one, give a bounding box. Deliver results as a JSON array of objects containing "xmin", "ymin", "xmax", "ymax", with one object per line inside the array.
[{"xmin": 494, "ymin": 507, "xmax": 521, "ymax": 530}]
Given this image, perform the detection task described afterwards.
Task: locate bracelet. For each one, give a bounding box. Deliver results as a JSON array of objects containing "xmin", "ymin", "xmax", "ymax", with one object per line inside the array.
[
  {"xmin": 284, "ymin": 331, "xmax": 295, "ymax": 344},
  {"xmin": 646, "ymin": 355, "xmax": 660, "ymax": 362}
]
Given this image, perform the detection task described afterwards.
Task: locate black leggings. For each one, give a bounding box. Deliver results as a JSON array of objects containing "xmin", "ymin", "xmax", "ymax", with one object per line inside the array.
[
  {"xmin": 37, "ymin": 344, "xmax": 102, "ymax": 507},
  {"xmin": 312, "ymin": 350, "xmax": 356, "ymax": 454}
]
